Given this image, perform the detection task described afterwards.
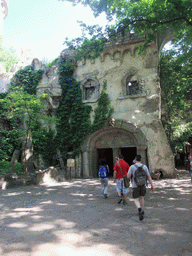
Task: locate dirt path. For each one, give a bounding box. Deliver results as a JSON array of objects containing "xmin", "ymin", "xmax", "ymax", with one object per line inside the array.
[{"xmin": 0, "ymin": 170, "xmax": 191, "ymax": 256}]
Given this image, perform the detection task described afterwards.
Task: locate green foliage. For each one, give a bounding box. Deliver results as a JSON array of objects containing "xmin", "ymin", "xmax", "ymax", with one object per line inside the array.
[
  {"xmin": 46, "ymin": 57, "xmax": 59, "ymax": 68},
  {"xmin": 32, "ymin": 124, "xmax": 56, "ymax": 166},
  {"xmin": 10, "ymin": 65, "xmax": 44, "ymax": 95},
  {"xmin": 0, "ymin": 66, "xmax": 52, "ymax": 169},
  {"xmin": 55, "ymin": 57, "xmax": 92, "ymax": 161},
  {"xmin": 63, "ymin": 0, "xmax": 192, "ymax": 60},
  {"xmin": 55, "ymin": 58, "xmax": 113, "ymax": 163},
  {"xmin": 92, "ymin": 80, "xmax": 114, "ymax": 131},
  {"xmin": 65, "ymin": 22, "xmax": 105, "ymax": 60},
  {"xmin": 0, "ymin": 40, "xmax": 19, "ymax": 72},
  {"xmin": 160, "ymin": 50, "xmax": 192, "ymax": 152},
  {"xmin": 0, "ymin": 130, "xmax": 23, "ymax": 161},
  {"xmin": 0, "ymin": 161, "xmax": 24, "ymax": 175},
  {"xmin": 0, "ymin": 161, "xmax": 10, "ymax": 174}
]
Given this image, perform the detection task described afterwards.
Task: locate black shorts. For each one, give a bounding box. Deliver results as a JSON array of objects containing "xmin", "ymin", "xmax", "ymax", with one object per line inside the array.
[{"xmin": 132, "ymin": 186, "xmax": 146, "ymax": 198}]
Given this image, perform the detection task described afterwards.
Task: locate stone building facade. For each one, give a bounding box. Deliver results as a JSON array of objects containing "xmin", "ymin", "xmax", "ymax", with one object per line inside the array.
[{"xmin": 34, "ymin": 34, "xmax": 175, "ymax": 178}]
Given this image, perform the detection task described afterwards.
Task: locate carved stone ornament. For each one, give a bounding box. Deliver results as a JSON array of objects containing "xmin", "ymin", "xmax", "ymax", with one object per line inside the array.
[{"xmin": 81, "ymin": 76, "xmax": 100, "ymax": 102}]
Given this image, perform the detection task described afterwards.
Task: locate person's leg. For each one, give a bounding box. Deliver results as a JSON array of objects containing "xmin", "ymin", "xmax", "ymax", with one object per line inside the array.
[
  {"xmin": 133, "ymin": 188, "xmax": 144, "ymax": 221},
  {"xmin": 134, "ymin": 197, "xmax": 140, "ymax": 208},
  {"xmin": 139, "ymin": 196, "xmax": 145, "ymax": 209},
  {"xmin": 133, "ymin": 188, "xmax": 140, "ymax": 208},
  {"xmin": 116, "ymin": 179, "xmax": 123, "ymax": 203},
  {"xmin": 122, "ymin": 184, "xmax": 129, "ymax": 204},
  {"xmin": 100, "ymin": 179, "xmax": 105, "ymax": 195},
  {"xmin": 103, "ymin": 178, "xmax": 108, "ymax": 197}
]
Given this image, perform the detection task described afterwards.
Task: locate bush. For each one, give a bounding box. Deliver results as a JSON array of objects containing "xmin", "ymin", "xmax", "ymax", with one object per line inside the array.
[
  {"xmin": 15, "ymin": 162, "xmax": 24, "ymax": 175},
  {"xmin": 0, "ymin": 161, "xmax": 10, "ymax": 174},
  {"xmin": 0, "ymin": 161, "xmax": 24, "ymax": 175}
]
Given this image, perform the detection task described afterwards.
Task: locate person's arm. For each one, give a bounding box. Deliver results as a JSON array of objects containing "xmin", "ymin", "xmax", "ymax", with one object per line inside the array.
[
  {"xmin": 147, "ymin": 175, "xmax": 154, "ymax": 191},
  {"xmin": 113, "ymin": 171, "xmax": 117, "ymax": 183},
  {"xmin": 127, "ymin": 173, "xmax": 131, "ymax": 179}
]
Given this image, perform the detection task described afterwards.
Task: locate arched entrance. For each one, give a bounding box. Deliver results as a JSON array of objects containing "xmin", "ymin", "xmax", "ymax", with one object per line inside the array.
[{"xmin": 81, "ymin": 119, "xmax": 147, "ymax": 178}]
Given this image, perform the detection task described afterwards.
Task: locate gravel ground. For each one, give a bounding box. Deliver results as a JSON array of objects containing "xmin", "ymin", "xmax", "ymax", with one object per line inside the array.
[{"xmin": 0, "ymin": 169, "xmax": 191, "ymax": 256}]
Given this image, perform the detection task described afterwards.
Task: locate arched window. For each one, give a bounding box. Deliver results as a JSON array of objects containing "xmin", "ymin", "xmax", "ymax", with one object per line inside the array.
[
  {"xmin": 81, "ymin": 76, "xmax": 100, "ymax": 102},
  {"xmin": 122, "ymin": 68, "xmax": 145, "ymax": 97}
]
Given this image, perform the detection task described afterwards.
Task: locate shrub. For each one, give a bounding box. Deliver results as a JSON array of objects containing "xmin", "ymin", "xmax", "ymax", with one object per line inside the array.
[
  {"xmin": 0, "ymin": 161, "xmax": 10, "ymax": 174},
  {"xmin": 0, "ymin": 161, "xmax": 24, "ymax": 175}
]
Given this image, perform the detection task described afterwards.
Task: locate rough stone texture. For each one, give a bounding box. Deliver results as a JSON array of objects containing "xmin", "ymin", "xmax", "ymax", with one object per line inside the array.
[{"xmin": 34, "ymin": 59, "xmax": 62, "ymax": 115}]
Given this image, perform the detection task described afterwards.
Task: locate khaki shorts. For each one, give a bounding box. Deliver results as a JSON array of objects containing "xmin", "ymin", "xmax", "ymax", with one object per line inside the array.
[{"xmin": 132, "ymin": 186, "xmax": 146, "ymax": 198}]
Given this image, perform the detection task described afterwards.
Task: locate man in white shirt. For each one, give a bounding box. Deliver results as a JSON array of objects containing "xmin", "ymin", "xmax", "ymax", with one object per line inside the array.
[{"xmin": 127, "ymin": 155, "xmax": 154, "ymax": 221}]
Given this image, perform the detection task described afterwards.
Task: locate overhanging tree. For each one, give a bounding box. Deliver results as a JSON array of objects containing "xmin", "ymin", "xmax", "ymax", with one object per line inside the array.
[
  {"xmin": 61, "ymin": 0, "xmax": 192, "ymax": 60},
  {"xmin": 60, "ymin": 0, "xmax": 192, "ymax": 153}
]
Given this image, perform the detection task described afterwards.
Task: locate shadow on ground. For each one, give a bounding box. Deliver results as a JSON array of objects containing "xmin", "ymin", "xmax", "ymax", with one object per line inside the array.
[{"xmin": 0, "ymin": 170, "xmax": 191, "ymax": 256}]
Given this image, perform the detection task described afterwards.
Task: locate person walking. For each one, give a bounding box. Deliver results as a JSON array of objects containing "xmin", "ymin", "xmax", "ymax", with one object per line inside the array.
[
  {"xmin": 127, "ymin": 155, "xmax": 154, "ymax": 221},
  {"xmin": 113, "ymin": 154, "xmax": 130, "ymax": 205},
  {"xmin": 98, "ymin": 160, "xmax": 109, "ymax": 198}
]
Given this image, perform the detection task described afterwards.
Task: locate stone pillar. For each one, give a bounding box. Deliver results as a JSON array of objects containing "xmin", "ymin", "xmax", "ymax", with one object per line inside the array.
[
  {"xmin": 82, "ymin": 151, "xmax": 90, "ymax": 178},
  {"xmin": 137, "ymin": 147, "xmax": 147, "ymax": 166},
  {"xmin": 112, "ymin": 148, "xmax": 119, "ymax": 164}
]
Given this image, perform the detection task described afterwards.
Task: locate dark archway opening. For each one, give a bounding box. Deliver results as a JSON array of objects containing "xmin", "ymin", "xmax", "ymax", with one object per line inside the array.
[
  {"xmin": 97, "ymin": 148, "xmax": 113, "ymax": 177},
  {"xmin": 120, "ymin": 147, "xmax": 137, "ymax": 166}
]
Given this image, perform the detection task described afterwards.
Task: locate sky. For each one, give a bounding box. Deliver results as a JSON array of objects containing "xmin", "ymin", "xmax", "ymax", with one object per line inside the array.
[{"xmin": 2, "ymin": 0, "xmax": 108, "ymax": 62}]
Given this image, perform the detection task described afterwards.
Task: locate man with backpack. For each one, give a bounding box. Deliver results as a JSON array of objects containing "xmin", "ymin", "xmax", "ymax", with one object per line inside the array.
[
  {"xmin": 98, "ymin": 160, "xmax": 109, "ymax": 198},
  {"xmin": 127, "ymin": 155, "xmax": 154, "ymax": 221}
]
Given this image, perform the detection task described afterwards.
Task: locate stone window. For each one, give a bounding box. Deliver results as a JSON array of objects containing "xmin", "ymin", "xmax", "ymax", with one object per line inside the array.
[
  {"xmin": 125, "ymin": 75, "xmax": 143, "ymax": 96},
  {"xmin": 81, "ymin": 76, "xmax": 99, "ymax": 103},
  {"xmin": 121, "ymin": 68, "xmax": 146, "ymax": 98},
  {"xmin": 84, "ymin": 79, "xmax": 95, "ymax": 100}
]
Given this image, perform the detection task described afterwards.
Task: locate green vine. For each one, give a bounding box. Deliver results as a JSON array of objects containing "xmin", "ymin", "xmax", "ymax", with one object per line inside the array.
[
  {"xmin": 0, "ymin": 65, "xmax": 45, "ymax": 164},
  {"xmin": 55, "ymin": 58, "xmax": 92, "ymax": 162},
  {"xmin": 10, "ymin": 65, "xmax": 44, "ymax": 95},
  {"xmin": 0, "ymin": 58, "xmax": 114, "ymax": 168},
  {"xmin": 92, "ymin": 80, "xmax": 114, "ymax": 131},
  {"xmin": 55, "ymin": 58, "xmax": 114, "ymax": 163}
]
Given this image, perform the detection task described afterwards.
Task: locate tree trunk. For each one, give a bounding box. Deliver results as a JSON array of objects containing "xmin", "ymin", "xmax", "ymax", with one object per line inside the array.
[
  {"xmin": 21, "ymin": 135, "xmax": 34, "ymax": 174},
  {"xmin": 9, "ymin": 149, "xmax": 20, "ymax": 173}
]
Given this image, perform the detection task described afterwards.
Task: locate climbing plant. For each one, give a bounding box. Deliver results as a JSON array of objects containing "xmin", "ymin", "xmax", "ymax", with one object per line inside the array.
[
  {"xmin": 92, "ymin": 80, "xmax": 114, "ymax": 131},
  {"xmin": 55, "ymin": 58, "xmax": 114, "ymax": 163},
  {"xmin": 55, "ymin": 58, "xmax": 92, "ymax": 162},
  {"xmin": 9, "ymin": 65, "xmax": 44, "ymax": 95},
  {"xmin": 0, "ymin": 66, "xmax": 55, "ymax": 172}
]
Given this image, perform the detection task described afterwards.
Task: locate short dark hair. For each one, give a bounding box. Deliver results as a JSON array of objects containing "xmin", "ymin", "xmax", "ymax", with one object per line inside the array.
[
  {"xmin": 119, "ymin": 154, "xmax": 124, "ymax": 159},
  {"xmin": 135, "ymin": 155, "xmax": 142, "ymax": 161}
]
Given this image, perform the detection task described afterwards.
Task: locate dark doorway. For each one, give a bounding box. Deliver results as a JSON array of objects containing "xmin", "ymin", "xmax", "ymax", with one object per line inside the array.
[
  {"xmin": 120, "ymin": 147, "xmax": 137, "ymax": 166},
  {"xmin": 98, "ymin": 148, "xmax": 113, "ymax": 177}
]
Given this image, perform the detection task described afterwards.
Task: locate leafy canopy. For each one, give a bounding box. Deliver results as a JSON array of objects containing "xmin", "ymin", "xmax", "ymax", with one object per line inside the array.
[
  {"xmin": 160, "ymin": 50, "xmax": 192, "ymax": 152},
  {"xmin": 62, "ymin": 0, "xmax": 192, "ymax": 60}
]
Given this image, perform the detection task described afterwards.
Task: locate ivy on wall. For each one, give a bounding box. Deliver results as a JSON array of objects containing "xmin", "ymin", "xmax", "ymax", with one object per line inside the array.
[
  {"xmin": 92, "ymin": 80, "xmax": 114, "ymax": 132},
  {"xmin": 55, "ymin": 58, "xmax": 114, "ymax": 163},
  {"xmin": 0, "ymin": 59, "xmax": 114, "ymax": 169},
  {"xmin": 55, "ymin": 58, "xmax": 92, "ymax": 162},
  {"xmin": 0, "ymin": 65, "xmax": 46, "ymax": 165},
  {"xmin": 10, "ymin": 65, "xmax": 44, "ymax": 95}
]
